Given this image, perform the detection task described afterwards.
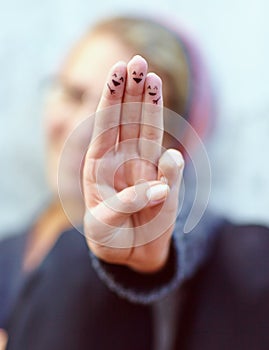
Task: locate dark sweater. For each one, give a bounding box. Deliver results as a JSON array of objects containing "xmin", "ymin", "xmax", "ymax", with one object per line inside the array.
[
  {"xmin": 0, "ymin": 190, "xmax": 221, "ymax": 325},
  {"xmin": 3, "ymin": 221, "xmax": 269, "ymax": 350}
]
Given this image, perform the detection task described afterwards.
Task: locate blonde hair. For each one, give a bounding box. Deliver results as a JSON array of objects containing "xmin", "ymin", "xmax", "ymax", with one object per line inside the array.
[{"xmin": 89, "ymin": 16, "xmax": 190, "ymax": 117}]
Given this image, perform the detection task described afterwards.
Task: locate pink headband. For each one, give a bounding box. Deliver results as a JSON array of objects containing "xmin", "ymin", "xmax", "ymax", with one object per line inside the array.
[
  {"xmin": 145, "ymin": 16, "xmax": 216, "ymax": 142},
  {"xmin": 174, "ymin": 25, "xmax": 216, "ymax": 141}
]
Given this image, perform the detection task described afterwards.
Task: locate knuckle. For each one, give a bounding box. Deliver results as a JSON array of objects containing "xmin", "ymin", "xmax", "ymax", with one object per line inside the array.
[
  {"xmin": 83, "ymin": 158, "xmax": 97, "ymax": 183},
  {"xmin": 118, "ymin": 189, "xmax": 136, "ymax": 211},
  {"xmin": 142, "ymin": 129, "xmax": 159, "ymax": 141}
]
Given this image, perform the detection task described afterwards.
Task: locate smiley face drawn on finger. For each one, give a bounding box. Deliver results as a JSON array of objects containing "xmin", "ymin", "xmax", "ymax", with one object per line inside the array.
[
  {"xmin": 107, "ymin": 73, "xmax": 124, "ymax": 95},
  {"xmin": 147, "ymin": 85, "xmax": 161, "ymax": 104},
  {"xmin": 153, "ymin": 96, "xmax": 161, "ymax": 104},
  {"xmin": 112, "ymin": 73, "xmax": 124, "ymax": 87},
  {"xmin": 132, "ymin": 71, "xmax": 144, "ymax": 84},
  {"xmin": 147, "ymin": 85, "xmax": 158, "ymax": 96}
]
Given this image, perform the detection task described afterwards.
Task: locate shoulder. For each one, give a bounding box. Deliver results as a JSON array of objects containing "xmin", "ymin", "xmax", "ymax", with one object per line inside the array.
[
  {"xmin": 0, "ymin": 233, "xmax": 27, "ymax": 257},
  {"xmin": 211, "ymin": 222, "xmax": 269, "ymax": 297},
  {"xmin": 40, "ymin": 228, "xmax": 93, "ymax": 280},
  {"xmin": 0, "ymin": 232, "xmax": 27, "ymax": 280},
  {"xmin": 8, "ymin": 228, "xmax": 110, "ymax": 323},
  {"xmin": 0, "ymin": 233, "xmax": 28, "ymax": 327},
  {"xmin": 218, "ymin": 222, "xmax": 269, "ymax": 273},
  {"xmin": 45, "ymin": 227, "xmax": 88, "ymax": 259},
  {"xmin": 178, "ymin": 223, "xmax": 269, "ymax": 349}
]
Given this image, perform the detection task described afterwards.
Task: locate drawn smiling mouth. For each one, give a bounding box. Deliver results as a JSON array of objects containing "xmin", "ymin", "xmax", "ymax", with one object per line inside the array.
[
  {"xmin": 149, "ymin": 92, "xmax": 157, "ymax": 96},
  {"xmin": 107, "ymin": 83, "xmax": 115, "ymax": 95},
  {"xmin": 112, "ymin": 79, "xmax": 121, "ymax": 87},
  {"xmin": 133, "ymin": 78, "xmax": 142, "ymax": 83}
]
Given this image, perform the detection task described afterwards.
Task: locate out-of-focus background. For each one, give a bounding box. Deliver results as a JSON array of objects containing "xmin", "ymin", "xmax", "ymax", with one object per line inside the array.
[{"xmin": 0, "ymin": 0, "xmax": 268, "ymax": 239}]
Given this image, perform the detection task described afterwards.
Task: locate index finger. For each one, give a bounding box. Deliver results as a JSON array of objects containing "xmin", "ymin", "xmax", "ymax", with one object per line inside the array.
[{"xmin": 88, "ymin": 61, "xmax": 127, "ymax": 158}]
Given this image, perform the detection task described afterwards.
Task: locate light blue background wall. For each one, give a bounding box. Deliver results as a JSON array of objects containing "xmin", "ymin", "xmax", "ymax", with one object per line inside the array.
[{"xmin": 0, "ymin": 0, "xmax": 268, "ymax": 238}]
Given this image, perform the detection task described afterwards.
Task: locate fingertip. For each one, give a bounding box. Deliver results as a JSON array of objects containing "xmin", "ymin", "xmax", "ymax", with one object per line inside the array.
[
  {"xmin": 144, "ymin": 73, "xmax": 163, "ymax": 106},
  {"xmin": 146, "ymin": 183, "xmax": 170, "ymax": 202},
  {"xmin": 103, "ymin": 61, "xmax": 127, "ymax": 101},
  {"xmin": 125, "ymin": 55, "xmax": 148, "ymax": 94},
  {"xmin": 158, "ymin": 149, "xmax": 185, "ymax": 185},
  {"xmin": 111, "ymin": 60, "xmax": 127, "ymax": 69},
  {"xmin": 146, "ymin": 72, "xmax": 162, "ymax": 84},
  {"xmin": 128, "ymin": 54, "xmax": 148, "ymax": 68},
  {"xmin": 166, "ymin": 149, "xmax": 185, "ymax": 169}
]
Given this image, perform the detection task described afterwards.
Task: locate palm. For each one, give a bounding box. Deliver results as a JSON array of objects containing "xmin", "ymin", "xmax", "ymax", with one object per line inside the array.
[
  {"xmin": 88, "ymin": 142, "xmax": 161, "ymax": 212},
  {"xmin": 83, "ymin": 56, "xmax": 183, "ymax": 272}
]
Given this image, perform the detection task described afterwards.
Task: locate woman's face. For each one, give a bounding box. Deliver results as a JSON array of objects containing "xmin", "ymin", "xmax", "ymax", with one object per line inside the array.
[{"xmin": 44, "ymin": 33, "xmax": 134, "ymax": 197}]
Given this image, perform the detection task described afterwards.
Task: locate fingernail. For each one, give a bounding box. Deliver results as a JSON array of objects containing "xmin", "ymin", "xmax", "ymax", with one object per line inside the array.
[
  {"xmin": 146, "ymin": 184, "xmax": 169, "ymax": 202},
  {"xmin": 160, "ymin": 176, "xmax": 168, "ymax": 184}
]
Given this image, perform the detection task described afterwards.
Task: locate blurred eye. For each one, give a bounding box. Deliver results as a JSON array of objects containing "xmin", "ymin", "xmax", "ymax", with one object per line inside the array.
[
  {"xmin": 154, "ymin": 86, "xmax": 158, "ymax": 90},
  {"xmin": 42, "ymin": 76, "xmax": 97, "ymax": 110},
  {"xmin": 64, "ymin": 85, "xmax": 85, "ymax": 104},
  {"xmin": 132, "ymin": 71, "xmax": 136, "ymax": 75},
  {"xmin": 120, "ymin": 77, "xmax": 124, "ymax": 82},
  {"xmin": 139, "ymin": 72, "xmax": 144, "ymax": 77}
]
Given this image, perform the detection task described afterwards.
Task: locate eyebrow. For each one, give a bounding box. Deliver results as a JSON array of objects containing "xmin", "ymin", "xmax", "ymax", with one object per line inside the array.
[{"xmin": 61, "ymin": 76, "xmax": 90, "ymax": 90}]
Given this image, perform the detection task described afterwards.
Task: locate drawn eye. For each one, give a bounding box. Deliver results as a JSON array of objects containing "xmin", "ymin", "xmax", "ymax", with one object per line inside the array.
[
  {"xmin": 132, "ymin": 71, "xmax": 136, "ymax": 75},
  {"xmin": 139, "ymin": 72, "xmax": 144, "ymax": 77},
  {"xmin": 147, "ymin": 85, "xmax": 151, "ymax": 89},
  {"xmin": 154, "ymin": 86, "xmax": 158, "ymax": 90},
  {"xmin": 113, "ymin": 73, "xmax": 117, "ymax": 78},
  {"xmin": 120, "ymin": 77, "xmax": 124, "ymax": 82}
]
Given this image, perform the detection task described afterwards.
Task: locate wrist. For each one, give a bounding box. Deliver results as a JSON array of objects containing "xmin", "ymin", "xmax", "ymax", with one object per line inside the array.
[{"xmin": 127, "ymin": 244, "xmax": 170, "ymax": 274}]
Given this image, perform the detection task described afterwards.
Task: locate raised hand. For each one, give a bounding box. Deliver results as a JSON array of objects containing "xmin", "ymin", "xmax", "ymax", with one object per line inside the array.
[{"xmin": 83, "ymin": 55, "xmax": 184, "ymax": 273}]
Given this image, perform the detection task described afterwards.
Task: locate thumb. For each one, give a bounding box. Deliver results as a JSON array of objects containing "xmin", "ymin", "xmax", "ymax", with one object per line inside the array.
[
  {"xmin": 157, "ymin": 148, "xmax": 184, "ymax": 215},
  {"xmin": 158, "ymin": 148, "xmax": 184, "ymax": 187},
  {"xmin": 84, "ymin": 180, "xmax": 169, "ymax": 243}
]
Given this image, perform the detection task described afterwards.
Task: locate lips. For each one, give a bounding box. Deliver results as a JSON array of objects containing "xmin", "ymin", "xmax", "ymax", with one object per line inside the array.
[
  {"xmin": 112, "ymin": 79, "xmax": 121, "ymax": 87},
  {"xmin": 149, "ymin": 92, "xmax": 157, "ymax": 96},
  {"xmin": 133, "ymin": 78, "xmax": 142, "ymax": 84}
]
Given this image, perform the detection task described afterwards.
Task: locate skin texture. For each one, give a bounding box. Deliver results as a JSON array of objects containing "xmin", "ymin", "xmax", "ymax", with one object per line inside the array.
[
  {"xmin": 83, "ymin": 55, "xmax": 184, "ymax": 273},
  {"xmin": 2, "ymin": 30, "xmax": 184, "ymax": 348},
  {"xmin": 45, "ymin": 34, "xmax": 135, "ymax": 196},
  {"xmin": 25, "ymin": 34, "xmax": 184, "ymax": 274},
  {"xmin": 23, "ymin": 34, "xmax": 136, "ymax": 272},
  {"xmin": 0, "ymin": 329, "xmax": 7, "ymax": 350}
]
